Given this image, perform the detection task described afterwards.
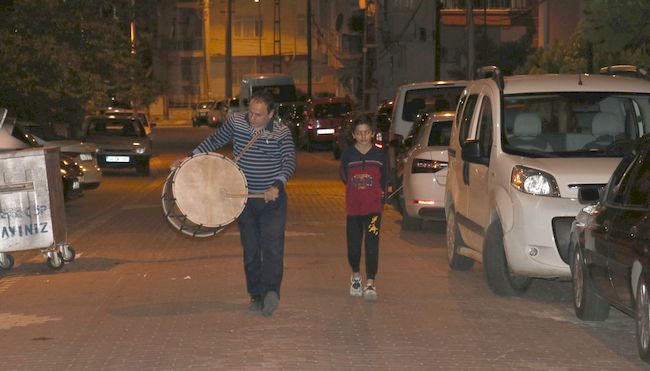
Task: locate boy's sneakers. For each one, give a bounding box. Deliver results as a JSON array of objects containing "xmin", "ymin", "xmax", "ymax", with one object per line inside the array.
[
  {"xmin": 350, "ymin": 274, "xmax": 363, "ymax": 296},
  {"xmin": 363, "ymin": 284, "xmax": 377, "ymax": 301}
]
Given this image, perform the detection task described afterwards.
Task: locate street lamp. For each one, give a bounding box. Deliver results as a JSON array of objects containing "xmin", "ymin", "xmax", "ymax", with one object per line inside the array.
[{"xmin": 254, "ymin": 0, "xmax": 262, "ymax": 73}]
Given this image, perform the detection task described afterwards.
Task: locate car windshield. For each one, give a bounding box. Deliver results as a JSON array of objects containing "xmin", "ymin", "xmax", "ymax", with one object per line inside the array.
[
  {"xmin": 402, "ymin": 86, "xmax": 464, "ymax": 121},
  {"xmin": 108, "ymin": 112, "xmax": 149, "ymax": 126},
  {"xmin": 313, "ymin": 103, "xmax": 352, "ymax": 118},
  {"xmin": 86, "ymin": 118, "xmax": 144, "ymax": 138},
  {"xmin": 428, "ymin": 120, "xmax": 452, "ymax": 146},
  {"xmin": 502, "ymin": 92, "xmax": 650, "ymax": 157},
  {"xmin": 22, "ymin": 125, "xmax": 67, "ymax": 141}
]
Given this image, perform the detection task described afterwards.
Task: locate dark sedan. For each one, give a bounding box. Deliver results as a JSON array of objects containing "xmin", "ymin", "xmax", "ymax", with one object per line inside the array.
[{"xmin": 570, "ymin": 134, "xmax": 650, "ymax": 363}]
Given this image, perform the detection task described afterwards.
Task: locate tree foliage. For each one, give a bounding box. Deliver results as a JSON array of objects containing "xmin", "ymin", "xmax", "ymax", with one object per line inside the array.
[
  {"xmin": 0, "ymin": 0, "xmax": 159, "ymax": 124},
  {"xmin": 517, "ymin": 0, "xmax": 650, "ymax": 75},
  {"xmin": 582, "ymin": 0, "xmax": 650, "ymax": 69}
]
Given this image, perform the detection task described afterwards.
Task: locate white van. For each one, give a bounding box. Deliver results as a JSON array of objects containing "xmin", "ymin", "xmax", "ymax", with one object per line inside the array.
[
  {"xmin": 388, "ymin": 80, "xmax": 466, "ymax": 182},
  {"xmin": 238, "ymin": 73, "xmax": 297, "ymax": 110},
  {"xmin": 445, "ymin": 67, "xmax": 650, "ymax": 296}
]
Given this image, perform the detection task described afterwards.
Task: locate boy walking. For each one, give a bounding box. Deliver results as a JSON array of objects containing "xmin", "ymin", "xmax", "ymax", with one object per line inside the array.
[{"xmin": 339, "ymin": 117, "xmax": 388, "ymax": 301}]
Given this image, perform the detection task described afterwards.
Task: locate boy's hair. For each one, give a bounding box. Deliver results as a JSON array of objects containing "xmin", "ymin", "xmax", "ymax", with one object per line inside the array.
[
  {"xmin": 351, "ymin": 114, "xmax": 376, "ymax": 132},
  {"xmin": 250, "ymin": 89, "xmax": 276, "ymax": 113}
]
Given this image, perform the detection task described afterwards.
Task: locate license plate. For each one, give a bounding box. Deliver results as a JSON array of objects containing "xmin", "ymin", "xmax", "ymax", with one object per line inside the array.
[
  {"xmin": 80, "ymin": 153, "xmax": 92, "ymax": 161},
  {"xmin": 73, "ymin": 181, "xmax": 80, "ymax": 190},
  {"xmin": 200, "ymin": 112, "xmax": 207, "ymax": 116},
  {"xmin": 317, "ymin": 128, "xmax": 335, "ymax": 135},
  {"xmin": 106, "ymin": 156, "xmax": 130, "ymax": 163}
]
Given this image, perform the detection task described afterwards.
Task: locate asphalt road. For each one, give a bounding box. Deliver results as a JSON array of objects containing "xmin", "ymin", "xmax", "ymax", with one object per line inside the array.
[{"xmin": 0, "ymin": 126, "xmax": 646, "ymax": 370}]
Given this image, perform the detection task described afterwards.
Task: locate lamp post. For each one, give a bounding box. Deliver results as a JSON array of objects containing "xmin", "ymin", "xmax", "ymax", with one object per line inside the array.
[{"xmin": 255, "ymin": 0, "xmax": 262, "ymax": 73}]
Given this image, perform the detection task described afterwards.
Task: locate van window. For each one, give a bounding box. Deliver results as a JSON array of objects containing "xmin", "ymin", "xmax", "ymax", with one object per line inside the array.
[
  {"xmin": 428, "ymin": 121, "xmax": 452, "ymax": 146},
  {"xmin": 458, "ymin": 94, "xmax": 479, "ymax": 144},
  {"xmin": 502, "ymin": 92, "xmax": 650, "ymax": 157},
  {"xmin": 477, "ymin": 97, "xmax": 493, "ymax": 157},
  {"xmin": 402, "ymin": 86, "xmax": 464, "ymax": 122}
]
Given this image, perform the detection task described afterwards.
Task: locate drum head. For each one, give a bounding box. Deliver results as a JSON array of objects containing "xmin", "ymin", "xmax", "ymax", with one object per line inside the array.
[{"xmin": 172, "ymin": 153, "xmax": 247, "ymax": 227}]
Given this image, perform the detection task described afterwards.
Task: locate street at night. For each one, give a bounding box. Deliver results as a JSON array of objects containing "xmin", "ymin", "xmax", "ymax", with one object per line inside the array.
[{"xmin": 0, "ymin": 126, "xmax": 645, "ymax": 370}]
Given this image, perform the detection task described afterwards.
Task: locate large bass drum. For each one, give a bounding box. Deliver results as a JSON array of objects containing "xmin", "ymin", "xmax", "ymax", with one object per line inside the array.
[{"xmin": 162, "ymin": 152, "xmax": 248, "ymax": 237}]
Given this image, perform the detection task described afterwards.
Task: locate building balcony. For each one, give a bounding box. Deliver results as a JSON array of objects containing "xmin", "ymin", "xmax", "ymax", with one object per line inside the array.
[{"xmin": 441, "ymin": 0, "xmax": 534, "ymax": 26}]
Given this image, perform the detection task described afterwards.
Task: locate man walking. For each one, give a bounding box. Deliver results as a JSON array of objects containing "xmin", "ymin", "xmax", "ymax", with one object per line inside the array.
[{"xmin": 191, "ymin": 90, "xmax": 296, "ymax": 317}]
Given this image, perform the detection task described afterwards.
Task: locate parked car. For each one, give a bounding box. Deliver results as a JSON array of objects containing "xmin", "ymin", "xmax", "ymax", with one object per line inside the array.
[
  {"xmin": 299, "ymin": 96, "xmax": 354, "ymax": 151},
  {"xmin": 388, "ymin": 80, "xmax": 466, "ymax": 183},
  {"xmin": 569, "ymin": 135, "xmax": 650, "ymax": 363},
  {"xmin": 16, "ymin": 122, "xmax": 102, "ymax": 189},
  {"xmin": 59, "ymin": 153, "xmax": 84, "ymax": 201},
  {"xmin": 399, "ymin": 112, "xmax": 454, "ymax": 230},
  {"xmin": 277, "ymin": 101, "xmax": 305, "ymax": 145},
  {"xmin": 0, "ymin": 117, "xmax": 84, "ymax": 201},
  {"xmin": 445, "ymin": 66, "xmax": 650, "ymax": 297},
  {"xmin": 191, "ymin": 101, "xmax": 217, "ymax": 127},
  {"xmin": 81, "ymin": 116, "xmax": 152, "ymax": 176},
  {"xmin": 105, "ymin": 108, "xmax": 156, "ymax": 137}
]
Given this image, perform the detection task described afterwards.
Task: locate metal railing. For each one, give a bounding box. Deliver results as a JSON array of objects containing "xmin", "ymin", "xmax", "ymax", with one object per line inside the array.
[{"xmin": 441, "ymin": 0, "xmax": 531, "ymax": 10}]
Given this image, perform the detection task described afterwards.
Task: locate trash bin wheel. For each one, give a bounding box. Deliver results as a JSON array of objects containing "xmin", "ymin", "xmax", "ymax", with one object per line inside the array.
[
  {"xmin": 47, "ymin": 252, "xmax": 64, "ymax": 270},
  {"xmin": 61, "ymin": 246, "xmax": 76, "ymax": 262},
  {"xmin": 0, "ymin": 253, "xmax": 14, "ymax": 270}
]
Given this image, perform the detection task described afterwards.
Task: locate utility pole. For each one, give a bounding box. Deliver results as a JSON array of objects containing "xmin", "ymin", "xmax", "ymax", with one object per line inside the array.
[
  {"xmin": 307, "ymin": 0, "xmax": 312, "ymax": 97},
  {"xmin": 434, "ymin": 0, "xmax": 441, "ymax": 80},
  {"xmin": 225, "ymin": 0, "xmax": 232, "ymax": 98},
  {"xmin": 255, "ymin": 0, "xmax": 262, "ymax": 73},
  {"xmin": 361, "ymin": 0, "xmax": 377, "ymax": 110},
  {"xmin": 202, "ymin": 0, "xmax": 211, "ymax": 100},
  {"xmin": 273, "ymin": 0, "xmax": 281, "ymax": 72},
  {"xmin": 466, "ymin": 0, "xmax": 475, "ymax": 80}
]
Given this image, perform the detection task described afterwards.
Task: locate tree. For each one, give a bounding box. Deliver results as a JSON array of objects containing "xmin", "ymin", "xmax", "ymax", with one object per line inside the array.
[
  {"xmin": 0, "ymin": 0, "xmax": 159, "ymax": 126},
  {"xmin": 582, "ymin": 0, "xmax": 650, "ymax": 69}
]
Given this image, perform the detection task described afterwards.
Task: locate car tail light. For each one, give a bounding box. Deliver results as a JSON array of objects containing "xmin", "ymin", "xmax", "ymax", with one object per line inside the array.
[
  {"xmin": 413, "ymin": 200, "xmax": 436, "ymax": 205},
  {"xmin": 307, "ymin": 121, "xmax": 315, "ymax": 130},
  {"xmin": 374, "ymin": 142, "xmax": 384, "ymax": 149},
  {"xmin": 411, "ymin": 159, "xmax": 447, "ymax": 173}
]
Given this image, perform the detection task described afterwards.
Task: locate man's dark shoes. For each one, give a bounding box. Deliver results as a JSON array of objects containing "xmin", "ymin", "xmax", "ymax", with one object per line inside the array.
[
  {"xmin": 262, "ymin": 291, "xmax": 280, "ymax": 317},
  {"xmin": 248, "ymin": 295, "xmax": 263, "ymax": 312}
]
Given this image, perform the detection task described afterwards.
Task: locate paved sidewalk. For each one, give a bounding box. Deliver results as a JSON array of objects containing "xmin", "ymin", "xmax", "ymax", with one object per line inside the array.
[{"xmin": 0, "ymin": 132, "xmax": 646, "ymax": 370}]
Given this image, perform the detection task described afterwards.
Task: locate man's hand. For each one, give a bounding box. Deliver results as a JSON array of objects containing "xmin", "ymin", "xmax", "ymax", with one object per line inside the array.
[{"xmin": 264, "ymin": 186, "xmax": 280, "ymax": 202}]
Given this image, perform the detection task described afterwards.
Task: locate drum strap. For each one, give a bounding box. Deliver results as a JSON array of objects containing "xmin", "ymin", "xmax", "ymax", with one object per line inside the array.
[{"xmin": 234, "ymin": 130, "xmax": 263, "ymax": 163}]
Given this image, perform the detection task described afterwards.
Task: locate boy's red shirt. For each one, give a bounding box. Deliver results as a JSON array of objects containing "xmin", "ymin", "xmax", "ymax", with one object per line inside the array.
[{"xmin": 339, "ymin": 145, "xmax": 388, "ymax": 216}]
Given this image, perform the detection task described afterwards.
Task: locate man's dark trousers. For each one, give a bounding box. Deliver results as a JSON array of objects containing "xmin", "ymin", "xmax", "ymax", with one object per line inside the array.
[{"xmin": 237, "ymin": 188, "xmax": 287, "ymax": 297}]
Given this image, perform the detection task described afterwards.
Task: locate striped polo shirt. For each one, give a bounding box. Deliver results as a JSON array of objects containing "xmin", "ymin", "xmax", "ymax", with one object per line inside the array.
[{"xmin": 191, "ymin": 111, "xmax": 296, "ymax": 193}]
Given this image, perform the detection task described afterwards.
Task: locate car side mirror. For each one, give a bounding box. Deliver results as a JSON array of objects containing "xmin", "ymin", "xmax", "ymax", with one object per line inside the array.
[
  {"xmin": 461, "ymin": 140, "xmax": 489, "ymax": 165},
  {"xmin": 578, "ymin": 186, "xmax": 602, "ymax": 204}
]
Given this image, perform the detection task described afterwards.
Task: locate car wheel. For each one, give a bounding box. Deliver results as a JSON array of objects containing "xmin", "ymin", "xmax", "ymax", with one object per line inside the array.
[
  {"xmin": 446, "ymin": 209, "xmax": 474, "ymax": 271},
  {"xmin": 571, "ymin": 246, "xmax": 609, "ymax": 321},
  {"xmin": 483, "ymin": 221, "xmax": 532, "ymax": 296},
  {"xmin": 636, "ymin": 276, "xmax": 650, "ymax": 363},
  {"xmin": 399, "ymin": 192, "xmax": 421, "ymax": 231},
  {"xmin": 0, "ymin": 253, "xmax": 14, "ymax": 270}
]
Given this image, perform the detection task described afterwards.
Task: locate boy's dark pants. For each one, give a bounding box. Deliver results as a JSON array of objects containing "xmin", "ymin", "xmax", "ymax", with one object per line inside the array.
[{"xmin": 346, "ymin": 213, "xmax": 381, "ymax": 280}]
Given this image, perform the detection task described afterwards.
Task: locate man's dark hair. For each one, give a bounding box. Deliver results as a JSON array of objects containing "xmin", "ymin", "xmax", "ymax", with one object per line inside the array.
[{"xmin": 250, "ymin": 89, "xmax": 276, "ymax": 113}]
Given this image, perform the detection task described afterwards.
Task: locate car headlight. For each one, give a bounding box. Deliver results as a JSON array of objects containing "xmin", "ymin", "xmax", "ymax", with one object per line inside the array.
[
  {"xmin": 135, "ymin": 147, "xmax": 146, "ymax": 154},
  {"xmin": 511, "ymin": 165, "xmax": 560, "ymax": 197}
]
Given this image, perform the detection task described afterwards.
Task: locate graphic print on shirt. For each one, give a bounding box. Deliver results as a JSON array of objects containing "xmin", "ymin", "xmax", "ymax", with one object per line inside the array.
[{"xmin": 352, "ymin": 173, "xmax": 374, "ymax": 190}]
